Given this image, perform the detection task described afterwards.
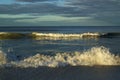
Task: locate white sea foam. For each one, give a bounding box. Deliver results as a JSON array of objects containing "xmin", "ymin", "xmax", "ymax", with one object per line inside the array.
[
  {"xmin": 32, "ymin": 32, "xmax": 101, "ymax": 40},
  {"xmin": 0, "ymin": 51, "xmax": 7, "ymax": 65},
  {"xmin": 11, "ymin": 46, "xmax": 120, "ymax": 68},
  {"xmin": 0, "ymin": 46, "xmax": 120, "ymax": 68}
]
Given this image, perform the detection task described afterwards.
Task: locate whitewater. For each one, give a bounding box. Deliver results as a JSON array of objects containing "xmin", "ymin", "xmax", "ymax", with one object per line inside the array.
[{"xmin": 0, "ymin": 46, "xmax": 120, "ymax": 68}]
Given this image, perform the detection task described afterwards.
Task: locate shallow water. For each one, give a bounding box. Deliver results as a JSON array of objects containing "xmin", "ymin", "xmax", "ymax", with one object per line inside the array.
[{"xmin": 0, "ymin": 66, "xmax": 120, "ymax": 80}]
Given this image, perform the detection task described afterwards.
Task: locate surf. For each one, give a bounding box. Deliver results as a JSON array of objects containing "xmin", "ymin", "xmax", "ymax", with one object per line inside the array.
[
  {"xmin": 0, "ymin": 32, "xmax": 120, "ymax": 40},
  {"xmin": 31, "ymin": 32, "xmax": 101, "ymax": 40},
  {"xmin": 0, "ymin": 46, "xmax": 120, "ymax": 68}
]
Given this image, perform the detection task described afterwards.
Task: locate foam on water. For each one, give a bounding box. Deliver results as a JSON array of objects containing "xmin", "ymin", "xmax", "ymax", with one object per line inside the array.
[
  {"xmin": 6, "ymin": 46, "xmax": 119, "ymax": 68},
  {"xmin": 31, "ymin": 32, "xmax": 101, "ymax": 40},
  {"xmin": 0, "ymin": 51, "xmax": 7, "ymax": 65}
]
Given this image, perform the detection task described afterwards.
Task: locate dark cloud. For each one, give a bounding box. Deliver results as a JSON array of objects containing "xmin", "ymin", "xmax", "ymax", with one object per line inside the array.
[
  {"xmin": 0, "ymin": 0, "xmax": 120, "ymax": 26},
  {"xmin": 16, "ymin": 0, "xmax": 49, "ymax": 2},
  {"xmin": 64, "ymin": 0, "xmax": 120, "ymax": 20},
  {"xmin": 0, "ymin": 0, "xmax": 119, "ymax": 17},
  {"xmin": 0, "ymin": 3, "xmax": 80, "ymax": 16},
  {"xmin": 67, "ymin": 0, "xmax": 120, "ymax": 12}
]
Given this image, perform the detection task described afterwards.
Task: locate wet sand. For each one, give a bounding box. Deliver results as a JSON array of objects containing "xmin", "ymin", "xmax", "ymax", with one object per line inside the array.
[{"xmin": 0, "ymin": 66, "xmax": 120, "ymax": 80}]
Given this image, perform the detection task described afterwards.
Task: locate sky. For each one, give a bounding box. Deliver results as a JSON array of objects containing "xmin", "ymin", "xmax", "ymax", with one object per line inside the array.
[{"xmin": 0, "ymin": 0, "xmax": 120, "ymax": 26}]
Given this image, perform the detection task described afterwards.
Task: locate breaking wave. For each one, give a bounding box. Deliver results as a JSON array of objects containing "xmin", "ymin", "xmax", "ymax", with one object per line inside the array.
[
  {"xmin": 31, "ymin": 32, "xmax": 101, "ymax": 40},
  {"xmin": 0, "ymin": 46, "xmax": 120, "ymax": 68},
  {"xmin": 0, "ymin": 51, "xmax": 7, "ymax": 65},
  {"xmin": 0, "ymin": 32, "xmax": 120, "ymax": 40}
]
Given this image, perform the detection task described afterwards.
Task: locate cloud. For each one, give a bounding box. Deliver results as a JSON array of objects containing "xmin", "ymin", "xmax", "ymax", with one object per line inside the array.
[
  {"xmin": 0, "ymin": 0, "xmax": 119, "ymax": 17},
  {"xmin": 0, "ymin": 3, "xmax": 76, "ymax": 15},
  {"xmin": 0, "ymin": 1, "xmax": 77, "ymax": 15},
  {"xmin": 0, "ymin": 14, "xmax": 36, "ymax": 19},
  {"xmin": 0, "ymin": 14, "xmax": 117, "ymax": 26},
  {"xmin": 65, "ymin": 0, "xmax": 120, "ymax": 25},
  {"xmin": 0, "ymin": 14, "xmax": 113, "ymax": 26},
  {"xmin": 16, "ymin": 15, "xmax": 92, "ymax": 22},
  {"xmin": 0, "ymin": 0, "xmax": 120, "ymax": 26},
  {"xmin": 16, "ymin": 0, "xmax": 49, "ymax": 3}
]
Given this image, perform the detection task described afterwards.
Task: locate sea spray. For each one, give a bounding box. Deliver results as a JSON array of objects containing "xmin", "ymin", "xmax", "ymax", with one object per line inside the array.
[
  {"xmin": 0, "ymin": 50, "xmax": 7, "ymax": 65},
  {"xmin": 12, "ymin": 46, "xmax": 120, "ymax": 68}
]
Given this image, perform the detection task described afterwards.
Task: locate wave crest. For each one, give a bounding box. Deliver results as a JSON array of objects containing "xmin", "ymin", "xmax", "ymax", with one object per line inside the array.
[
  {"xmin": 11, "ymin": 46, "xmax": 120, "ymax": 68},
  {"xmin": 31, "ymin": 32, "xmax": 101, "ymax": 40},
  {"xmin": 0, "ymin": 32, "xmax": 119, "ymax": 40}
]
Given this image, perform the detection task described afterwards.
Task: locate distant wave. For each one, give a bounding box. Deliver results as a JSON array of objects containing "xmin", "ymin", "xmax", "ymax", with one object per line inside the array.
[
  {"xmin": 31, "ymin": 32, "xmax": 101, "ymax": 40},
  {"xmin": 0, "ymin": 32, "xmax": 120, "ymax": 40},
  {"xmin": 0, "ymin": 32, "xmax": 26, "ymax": 39},
  {"xmin": 100, "ymin": 32, "xmax": 120, "ymax": 38},
  {"xmin": 0, "ymin": 46, "xmax": 120, "ymax": 68}
]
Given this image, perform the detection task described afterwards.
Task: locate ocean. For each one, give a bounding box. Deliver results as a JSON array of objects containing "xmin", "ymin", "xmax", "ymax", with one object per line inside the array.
[{"xmin": 0, "ymin": 26, "xmax": 120, "ymax": 80}]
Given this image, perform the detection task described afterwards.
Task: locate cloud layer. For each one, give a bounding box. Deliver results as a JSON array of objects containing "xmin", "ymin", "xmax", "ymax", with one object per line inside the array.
[{"xmin": 0, "ymin": 0, "xmax": 120, "ymax": 26}]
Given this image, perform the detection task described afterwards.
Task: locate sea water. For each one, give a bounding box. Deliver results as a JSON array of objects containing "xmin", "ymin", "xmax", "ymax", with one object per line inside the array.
[{"xmin": 0, "ymin": 26, "xmax": 120, "ymax": 80}]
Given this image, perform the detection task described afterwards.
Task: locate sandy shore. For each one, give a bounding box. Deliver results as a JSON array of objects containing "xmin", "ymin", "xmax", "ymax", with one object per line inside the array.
[{"xmin": 0, "ymin": 66, "xmax": 120, "ymax": 80}]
